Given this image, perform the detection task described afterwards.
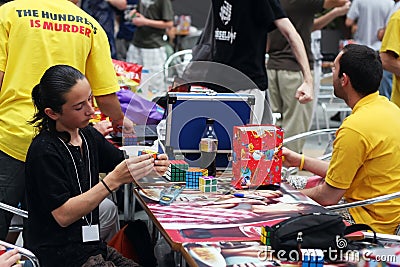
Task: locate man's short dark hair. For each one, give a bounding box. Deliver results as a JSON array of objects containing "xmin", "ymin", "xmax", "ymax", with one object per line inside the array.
[{"xmin": 339, "ymin": 44, "xmax": 383, "ymax": 96}]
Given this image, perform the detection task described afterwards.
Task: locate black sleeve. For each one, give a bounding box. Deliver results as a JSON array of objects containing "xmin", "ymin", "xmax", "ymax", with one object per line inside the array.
[{"xmin": 258, "ymin": 0, "xmax": 287, "ymax": 32}]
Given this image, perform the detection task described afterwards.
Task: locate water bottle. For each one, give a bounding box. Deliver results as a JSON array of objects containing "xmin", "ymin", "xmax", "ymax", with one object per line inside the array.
[{"xmin": 199, "ymin": 118, "xmax": 218, "ymax": 177}]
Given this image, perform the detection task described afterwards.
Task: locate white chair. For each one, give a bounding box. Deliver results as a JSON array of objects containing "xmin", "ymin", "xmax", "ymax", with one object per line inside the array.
[
  {"xmin": 0, "ymin": 239, "xmax": 40, "ymax": 267},
  {"xmin": 0, "ymin": 203, "xmax": 40, "ymax": 266},
  {"xmin": 0, "ymin": 202, "xmax": 27, "ymax": 237},
  {"xmin": 315, "ymin": 72, "xmax": 351, "ymax": 130},
  {"xmin": 282, "ymin": 128, "xmax": 338, "ymax": 178},
  {"xmin": 163, "ymin": 49, "xmax": 193, "ymax": 90}
]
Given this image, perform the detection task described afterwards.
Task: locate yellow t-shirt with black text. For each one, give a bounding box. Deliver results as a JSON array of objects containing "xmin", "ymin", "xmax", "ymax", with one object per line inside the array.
[{"xmin": 0, "ymin": 0, "xmax": 119, "ymax": 161}]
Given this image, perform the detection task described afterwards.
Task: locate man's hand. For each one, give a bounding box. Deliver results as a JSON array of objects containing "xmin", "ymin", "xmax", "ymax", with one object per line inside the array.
[
  {"xmin": 132, "ymin": 13, "xmax": 149, "ymax": 27},
  {"xmin": 93, "ymin": 120, "xmax": 113, "ymax": 136},
  {"xmin": 111, "ymin": 116, "xmax": 135, "ymax": 135},
  {"xmin": 332, "ymin": 1, "xmax": 350, "ymax": 17},
  {"xmin": 282, "ymin": 147, "xmax": 302, "ymax": 168},
  {"xmin": 295, "ymin": 81, "xmax": 314, "ymax": 104}
]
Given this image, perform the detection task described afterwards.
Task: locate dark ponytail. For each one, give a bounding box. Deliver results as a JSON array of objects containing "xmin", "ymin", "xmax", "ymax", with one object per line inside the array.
[{"xmin": 29, "ymin": 65, "xmax": 85, "ymax": 135}]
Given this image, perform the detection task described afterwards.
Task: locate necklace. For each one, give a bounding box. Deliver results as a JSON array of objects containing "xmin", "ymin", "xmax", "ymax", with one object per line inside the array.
[{"xmin": 58, "ymin": 130, "xmax": 93, "ymax": 226}]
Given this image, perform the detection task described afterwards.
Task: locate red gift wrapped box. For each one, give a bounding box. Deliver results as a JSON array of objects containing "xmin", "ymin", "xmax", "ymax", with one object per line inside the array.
[{"xmin": 231, "ymin": 125, "xmax": 284, "ymax": 189}]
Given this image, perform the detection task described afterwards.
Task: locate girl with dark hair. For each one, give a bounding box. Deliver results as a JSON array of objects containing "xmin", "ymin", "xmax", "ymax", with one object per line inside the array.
[{"xmin": 24, "ymin": 65, "xmax": 169, "ymax": 266}]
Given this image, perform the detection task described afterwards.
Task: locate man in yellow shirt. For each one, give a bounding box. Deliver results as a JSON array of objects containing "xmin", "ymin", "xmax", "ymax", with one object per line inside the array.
[
  {"xmin": 283, "ymin": 44, "xmax": 400, "ymax": 234},
  {"xmin": 0, "ymin": 0, "xmax": 133, "ymax": 239}
]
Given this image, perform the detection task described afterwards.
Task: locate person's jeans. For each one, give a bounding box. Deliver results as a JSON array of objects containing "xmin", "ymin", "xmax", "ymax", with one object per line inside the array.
[
  {"xmin": 379, "ymin": 69, "xmax": 393, "ymax": 99},
  {"xmin": 0, "ymin": 150, "xmax": 25, "ymax": 240}
]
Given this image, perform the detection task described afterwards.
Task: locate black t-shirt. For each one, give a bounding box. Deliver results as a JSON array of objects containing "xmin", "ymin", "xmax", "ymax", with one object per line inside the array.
[
  {"xmin": 211, "ymin": 0, "xmax": 286, "ymax": 91},
  {"xmin": 25, "ymin": 126, "xmax": 125, "ymax": 267},
  {"xmin": 132, "ymin": 0, "xmax": 174, "ymax": 48},
  {"xmin": 267, "ymin": 0, "xmax": 324, "ymax": 71}
]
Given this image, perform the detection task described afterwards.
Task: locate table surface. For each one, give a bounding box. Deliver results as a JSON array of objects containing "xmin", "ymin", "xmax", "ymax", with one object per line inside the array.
[
  {"xmin": 133, "ymin": 176, "xmax": 400, "ymax": 266},
  {"xmin": 133, "ymin": 176, "xmax": 329, "ymax": 266}
]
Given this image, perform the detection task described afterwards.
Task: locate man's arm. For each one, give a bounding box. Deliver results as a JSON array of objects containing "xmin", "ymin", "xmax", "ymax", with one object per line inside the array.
[
  {"xmin": 323, "ymin": 0, "xmax": 349, "ymax": 9},
  {"xmin": 95, "ymin": 93, "xmax": 134, "ymax": 133},
  {"xmin": 301, "ymin": 182, "xmax": 346, "ymax": 206},
  {"xmin": 345, "ymin": 16, "xmax": 355, "ymax": 27},
  {"xmin": 274, "ymin": 18, "xmax": 313, "ymax": 104},
  {"xmin": 380, "ymin": 50, "xmax": 400, "ymax": 77},
  {"xmin": 282, "ymin": 147, "xmax": 330, "ymax": 178},
  {"xmin": 106, "ymin": 0, "xmax": 127, "ymax": 10},
  {"xmin": 313, "ymin": 1, "xmax": 350, "ymax": 31},
  {"xmin": 132, "ymin": 13, "xmax": 173, "ymax": 29},
  {"xmin": 282, "ymin": 147, "xmax": 345, "ymax": 206}
]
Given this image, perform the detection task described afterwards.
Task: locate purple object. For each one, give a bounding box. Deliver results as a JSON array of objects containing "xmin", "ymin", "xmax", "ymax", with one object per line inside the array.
[{"xmin": 117, "ymin": 89, "xmax": 164, "ymax": 125}]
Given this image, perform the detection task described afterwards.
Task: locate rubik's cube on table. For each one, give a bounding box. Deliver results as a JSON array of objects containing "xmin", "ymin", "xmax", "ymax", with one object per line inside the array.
[
  {"xmin": 260, "ymin": 225, "xmax": 272, "ymax": 246},
  {"xmin": 199, "ymin": 176, "xmax": 217, "ymax": 193},
  {"xmin": 165, "ymin": 160, "xmax": 189, "ymax": 182},
  {"xmin": 301, "ymin": 249, "xmax": 324, "ymax": 267},
  {"xmin": 185, "ymin": 168, "xmax": 208, "ymax": 189}
]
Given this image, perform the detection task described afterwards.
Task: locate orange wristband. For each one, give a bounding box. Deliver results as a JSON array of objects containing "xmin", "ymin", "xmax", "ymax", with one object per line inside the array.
[{"xmin": 299, "ymin": 154, "xmax": 305, "ymax": 171}]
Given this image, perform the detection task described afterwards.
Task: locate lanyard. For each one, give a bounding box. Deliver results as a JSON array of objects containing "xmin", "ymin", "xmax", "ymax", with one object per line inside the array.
[{"xmin": 58, "ymin": 131, "xmax": 93, "ymax": 226}]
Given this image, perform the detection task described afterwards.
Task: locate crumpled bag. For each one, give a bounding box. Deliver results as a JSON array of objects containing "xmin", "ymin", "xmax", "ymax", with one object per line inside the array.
[
  {"xmin": 117, "ymin": 89, "xmax": 164, "ymax": 125},
  {"xmin": 112, "ymin": 59, "xmax": 142, "ymax": 91}
]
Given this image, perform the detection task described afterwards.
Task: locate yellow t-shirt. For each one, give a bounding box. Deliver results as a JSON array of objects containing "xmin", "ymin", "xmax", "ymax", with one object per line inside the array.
[
  {"xmin": 0, "ymin": 0, "xmax": 119, "ymax": 161},
  {"xmin": 380, "ymin": 9, "xmax": 400, "ymax": 107},
  {"xmin": 325, "ymin": 92, "xmax": 400, "ymax": 234}
]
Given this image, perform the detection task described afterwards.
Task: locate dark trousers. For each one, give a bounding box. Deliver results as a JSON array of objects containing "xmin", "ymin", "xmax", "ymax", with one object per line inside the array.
[{"xmin": 0, "ymin": 150, "xmax": 25, "ymax": 240}]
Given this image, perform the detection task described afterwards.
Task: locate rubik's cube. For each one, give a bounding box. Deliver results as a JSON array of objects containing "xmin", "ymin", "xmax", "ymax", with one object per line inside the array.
[
  {"xmin": 301, "ymin": 249, "xmax": 324, "ymax": 267},
  {"xmin": 185, "ymin": 168, "xmax": 208, "ymax": 189},
  {"xmin": 199, "ymin": 176, "xmax": 217, "ymax": 193},
  {"xmin": 138, "ymin": 149, "xmax": 159, "ymax": 159},
  {"xmin": 260, "ymin": 226, "xmax": 272, "ymax": 246},
  {"xmin": 165, "ymin": 160, "xmax": 189, "ymax": 182}
]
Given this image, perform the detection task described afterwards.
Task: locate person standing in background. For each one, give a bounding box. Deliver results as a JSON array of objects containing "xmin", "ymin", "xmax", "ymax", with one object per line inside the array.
[
  {"xmin": 345, "ymin": 0, "xmax": 392, "ymax": 101},
  {"xmin": 126, "ymin": 0, "xmax": 174, "ymax": 93},
  {"xmin": 81, "ymin": 0, "xmax": 127, "ymax": 59},
  {"xmin": 345, "ymin": 0, "xmax": 392, "ymax": 51},
  {"xmin": 377, "ymin": 0, "xmax": 400, "ymax": 100},
  {"xmin": 0, "ymin": 0, "xmax": 133, "ymax": 240},
  {"xmin": 207, "ymin": 0, "xmax": 313, "ymax": 125},
  {"xmin": 115, "ymin": 0, "xmax": 138, "ymax": 61},
  {"xmin": 380, "ymin": 8, "xmax": 400, "ymax": 108},
  {"xmin": 267, "ymin": 0, "xmax": 350, "ymax": 153}
]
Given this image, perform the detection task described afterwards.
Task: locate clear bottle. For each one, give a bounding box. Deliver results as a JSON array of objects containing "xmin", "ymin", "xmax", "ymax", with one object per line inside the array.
[{"xmin": 199, "ymin": 118, "xmax": 218, "ymax": 177}]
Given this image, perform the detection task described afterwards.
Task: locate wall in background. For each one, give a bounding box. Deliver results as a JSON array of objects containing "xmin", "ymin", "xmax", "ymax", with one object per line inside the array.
[{"xmin": 172, "ymin": 0, "xmax": 210, "ymax": 29}]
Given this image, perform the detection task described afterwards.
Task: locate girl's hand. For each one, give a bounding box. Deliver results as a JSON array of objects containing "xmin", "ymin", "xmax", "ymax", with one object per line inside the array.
[
  {"xmin": 0, "ymin": 247, "xmax": 21, "ymax": 267},
  {"xmin": 109, "ymin": 154, "xmax": 154, "ymax": 187},
  {"xmin": 153, "ymin": 154, "xmax": 169, "ymax": 177},
  {"xmin": 93, "ymin": 120, "xmax": 113, "ymax": 136}
]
